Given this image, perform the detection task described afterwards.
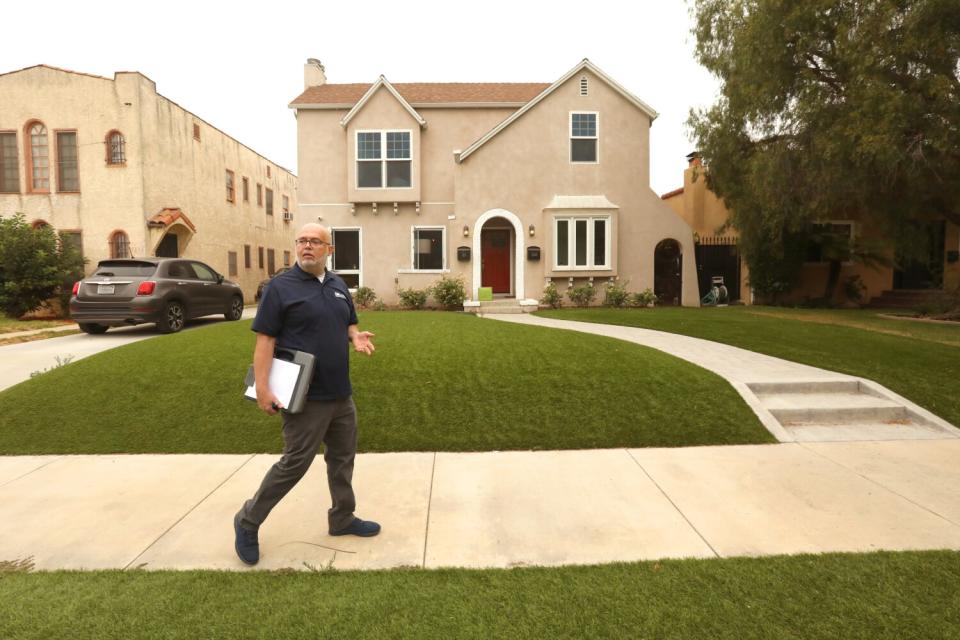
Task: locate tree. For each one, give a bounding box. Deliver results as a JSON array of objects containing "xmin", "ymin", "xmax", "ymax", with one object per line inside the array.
[
  {"xmin": 0, "ymin": 214, "xmax": 86, "ymax": 318},
  {"xmin": 688, "ymin": 0, "xmax": 960, "ymax": 299}
]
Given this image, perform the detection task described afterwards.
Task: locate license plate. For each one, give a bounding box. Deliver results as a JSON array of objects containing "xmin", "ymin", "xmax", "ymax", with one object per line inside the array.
[{"xmin": 97, "ymin": 284, "xmax": 115, "ymax": 295}]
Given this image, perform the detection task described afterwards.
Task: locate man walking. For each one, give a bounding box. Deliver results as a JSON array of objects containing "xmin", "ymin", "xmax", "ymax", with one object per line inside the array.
[{"xmin": 234, "ymin": 223, "xmax": 378, "ymax": 566}]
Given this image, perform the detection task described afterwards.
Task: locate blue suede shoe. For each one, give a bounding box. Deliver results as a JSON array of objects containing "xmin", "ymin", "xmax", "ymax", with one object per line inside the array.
[
  {"xmin": 330, "ymin": 518, "xmax": 381, "ymax": 537},
  {"xmin": 234, "ymin": 512, "xmax": 259, "ymax": 565}
]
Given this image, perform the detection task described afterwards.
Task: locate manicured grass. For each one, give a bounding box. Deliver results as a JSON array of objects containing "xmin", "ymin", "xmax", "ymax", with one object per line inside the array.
[
  {"xmin": 537, "ymin": 306, "xmax": 960, "ymax": 426},
  {"xmin": 1, "ymin": 551, "xmax": 957, "ymax": 639},
  {"xmin": 0, "ymin": 328, "xmax": 80, "ymax": 347},
  {"xmin": 0, "ymin": 312, "xmax": 770, "ymax": 454}
]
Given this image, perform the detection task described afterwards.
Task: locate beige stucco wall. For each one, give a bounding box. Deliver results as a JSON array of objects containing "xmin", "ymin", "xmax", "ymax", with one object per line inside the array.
[
  {"xmin": 296, "ymin": 67, "xmax": 699, "ymax": 306},
  {"xmin": 0, "ymin": 66, "xmax": 298, "ymax": 302}
]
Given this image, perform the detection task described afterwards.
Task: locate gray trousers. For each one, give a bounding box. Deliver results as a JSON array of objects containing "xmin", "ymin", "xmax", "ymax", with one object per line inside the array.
[{"xmin": 239, "ymin": 396, "xmax": 358, "ymax": 532}]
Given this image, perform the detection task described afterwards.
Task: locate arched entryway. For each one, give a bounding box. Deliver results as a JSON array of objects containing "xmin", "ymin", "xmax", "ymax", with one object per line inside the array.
[
  {"xmin": 471, "ymin": 208, "xmax": 526, "ymax": 300},
  {"xmin": 654, "ymin": 239, "xmax": 683, "ymax": 306},
  {"xmin": 480, "ymin": 217, "xmax": 514, "ymax": 296}
]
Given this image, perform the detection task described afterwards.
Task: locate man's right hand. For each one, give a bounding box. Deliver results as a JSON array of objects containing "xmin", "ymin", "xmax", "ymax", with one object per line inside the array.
[{"xmin": 256, "ymin": 387, "xmax": 283, "ymax": 415}]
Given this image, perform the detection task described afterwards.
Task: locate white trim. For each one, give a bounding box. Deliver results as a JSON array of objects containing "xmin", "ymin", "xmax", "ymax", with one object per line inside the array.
[
  {"xmin": 569, "ymin": 111, "xmax": 599, "ymax": 165},
  {"xmin": 411, "ymin": 225, "xmax": 447, "ymax": 270},
  {"xmin": 553, "ymin": 215, "xmax": 611, "ymax": 270},
  {"xmin": 457, "ymin": 59, "xmax": 658, "ymax": 163},
  {"xmin": 397, "ymin": 269, "xmax": 450, "ymax": 274},
  {"xmin": 339, "ymin": 76, "xmax": 427, "ymax": 128},
  {"xmin": 355, "ymin": 129, "xmax": 414, "ymax": 190},
  {"xmin": 330, "ymin": 226, "xmax": 363, "ymax": 288},
  {"xmin": 471, "ymin": 208, "xmax": 525, "ymax": 300}
]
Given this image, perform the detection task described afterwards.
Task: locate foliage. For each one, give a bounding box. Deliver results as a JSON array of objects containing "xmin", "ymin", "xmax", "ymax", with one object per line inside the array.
[
  {"xmin": 372, "ymin": 298, "xmax": 387, "ymax": 312},
  {"xmin": 566, "ymin": 284, "xmax": 596, "ymax": 308},
  {"xmin": 0, "ymin": 214, "xmax": 85, "ymax": 318},
  {"xmin": 540, "ymin": 282, "xmax": 563, "ymax": 309},
  {"xmin": 689, "ymin": 0, "xmax": 960, "ymax": 294},
  {"xmin": 428, "ymin": 275, "xmax": 466, "ymax": 309},
  {"xmin": 603, "ymin": 281, "xmax": 631, "ymax": 308},
  {"xmin": 843, "ymin": 275, "xmax": 867, "ymax": 303},
  {"xmin": 630, "ymin": 289, "xmax": 658, "ymax": 308},
  {"xmin": 353, "ymin": 286, "xmax": 377, "ymax": 309},
  {"xmin": 30, "ymin": 355, "xmax": 75, "ymax": 378},
  {"xmin": 397, "ymin": 287, "xmax": 428, "ymax": 310}
]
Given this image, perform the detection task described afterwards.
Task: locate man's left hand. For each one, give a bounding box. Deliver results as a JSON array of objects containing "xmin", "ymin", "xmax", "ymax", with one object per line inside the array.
[{"xmin": 351, "ymin": 331, "xmax": 376, "ymax": 355}]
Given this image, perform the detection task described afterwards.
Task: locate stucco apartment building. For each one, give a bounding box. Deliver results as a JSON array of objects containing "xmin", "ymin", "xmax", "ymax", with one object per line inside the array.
[
  {"xmin": 663, "ymin": 154, "xmax": 960, "ymax": 305},
  {"xmin": 0, "ymin": 65, "xmax": 298, "ymax": 302},
  {"xmin": 292, "ymin": 59, "xmax": 699, "ymax": 307}
]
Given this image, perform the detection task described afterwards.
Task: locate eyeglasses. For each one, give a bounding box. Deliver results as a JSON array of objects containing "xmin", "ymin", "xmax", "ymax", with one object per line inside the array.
[{"xmin": 295, "ymin": 238, "xmax": 331, "ymax": 247}]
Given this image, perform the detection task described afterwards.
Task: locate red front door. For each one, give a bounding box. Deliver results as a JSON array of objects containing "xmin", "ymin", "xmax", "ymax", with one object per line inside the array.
[{"xmin": 481, "ymin": 229, "xmax": 511, "ymax": 294}]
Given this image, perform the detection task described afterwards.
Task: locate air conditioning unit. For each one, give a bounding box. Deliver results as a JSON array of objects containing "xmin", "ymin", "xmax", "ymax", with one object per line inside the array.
[{"xmin": 282, "ymin": 211, "xmax": 293, "ymax": 221}]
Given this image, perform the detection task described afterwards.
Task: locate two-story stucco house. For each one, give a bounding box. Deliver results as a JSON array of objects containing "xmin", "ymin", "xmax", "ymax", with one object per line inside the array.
[
  {"xmin": 0, "ymin": 65, "xmax": 299, "ymax": 302},
  {"xmin": 291, "ymin": 59, "xmax": 699, "ymax": 307}
]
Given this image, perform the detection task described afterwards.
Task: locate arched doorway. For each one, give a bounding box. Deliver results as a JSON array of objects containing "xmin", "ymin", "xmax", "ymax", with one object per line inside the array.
[
  {"xmin": 654, "ymin": 239, "xmax": 683, "ymax": 306},
  {"xmin": 480, "ymin": 217, "xmax": 514, "ymax": 296},
  {"xmin": 471, "ymin": 208, "xmax": 525, "ymax": 300}
]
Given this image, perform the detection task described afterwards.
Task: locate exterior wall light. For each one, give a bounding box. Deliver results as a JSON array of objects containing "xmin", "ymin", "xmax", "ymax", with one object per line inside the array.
[
  {"xmin": 528, "ymin": 224, "xmax": 536, "ymax": 237},
  {"xmin": 463, "ymin": 224, "xmax": 470, "ymax": 237}
]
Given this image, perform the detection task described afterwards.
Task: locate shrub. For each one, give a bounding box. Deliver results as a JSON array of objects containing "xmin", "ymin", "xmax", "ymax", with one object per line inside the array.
[
  {"xmin": 603, "ymin": 281, "xmax": 630, "ymax": 308},
  {"xmin": 540, "ymin": 282, "xmax": 563, "ymax": 309},
  {"xmin": 372, "ymin": 298, "xmax": 387, "ymax": 312},
  {"xmin": 630, "ymin": 288, "xmax": 657, "ymax": 308},
  {"xmin": 0, "ymin": 213, "xmax": 85, "ymax": 318},
  {"xmin": 429, "ymin": 275, "xmax": 466, "ymax": 309},
  {"xmin": 843, "ymin": 275, "xmax": 867, "ymax": 303},
  {"xmin": 353, "ymin": 286, "xmax": 377, "ymax": 308},
  {"xmin": 397, "ymin": 287, "xmax": 428, "ymax": 310},
  {"xmin": 566, "ymin": 284, "xmax": 596, "ymax": 308}
]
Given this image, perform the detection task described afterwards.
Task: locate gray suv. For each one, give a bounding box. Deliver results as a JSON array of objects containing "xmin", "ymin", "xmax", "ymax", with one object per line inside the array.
[{"xmin": 70, "ymin": 258, "xmax": 244, "ymax": 334}]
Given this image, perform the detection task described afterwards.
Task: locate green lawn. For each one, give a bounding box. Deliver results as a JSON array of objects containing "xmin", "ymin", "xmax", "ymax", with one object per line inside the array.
[
  {"xmin": 0, "ymin": 312, "xmax": 770, "ymax": 454},
  {"xmin": 538, "ymin": 306, "xmax": 960, "ymax": 427},
  {"xmin": 1, "ymin": 551, "xmax": 957, "ymax": 639},
  {"xmin": 0, "ymin": 316, "xmax": 72, "ymax": 334}
]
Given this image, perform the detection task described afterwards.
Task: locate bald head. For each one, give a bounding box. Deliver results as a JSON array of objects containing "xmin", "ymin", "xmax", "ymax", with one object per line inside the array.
[
  {"xmin": 297, "ymin": 222, "xmax": 331, "ymax": 238},
  {"xmin": 295, "ymin": 223, "xmax": 333, "ymax": 275}
]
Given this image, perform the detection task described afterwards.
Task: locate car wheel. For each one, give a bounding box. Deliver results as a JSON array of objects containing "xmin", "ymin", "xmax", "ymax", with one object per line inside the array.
[
  {"xmin": 158, "ymin": 301, "xmax": 185, "ymax": 333},
  {"xmin": 225, "ymin": 296, "xmax": 244, "ymax": 321},
  {"xmin": 78, "ymin": 323, "xmax": 109, "ymax": 335}
]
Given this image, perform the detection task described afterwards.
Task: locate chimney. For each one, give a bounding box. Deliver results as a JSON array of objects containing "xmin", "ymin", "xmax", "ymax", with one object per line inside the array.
[
  {"xmin": 304, "ymin": 58, "xmax": 326, "ymax": 89},
  {"xmin": 686, "ymin": 151, "xmax": 702, "ymax": 168}
]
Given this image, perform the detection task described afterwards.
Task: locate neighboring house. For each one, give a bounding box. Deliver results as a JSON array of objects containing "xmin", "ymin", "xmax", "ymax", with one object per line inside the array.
[
  {"xmin": 662, "ymin": 153, "xmax": 960, "ymax": 305},
  {"xmin": 0, "ymin": 65, "xmax": 298, "ymax": 301},
  {"xmin": 291, "ymin": 58, "xmax": 699, "ymax": 307}
]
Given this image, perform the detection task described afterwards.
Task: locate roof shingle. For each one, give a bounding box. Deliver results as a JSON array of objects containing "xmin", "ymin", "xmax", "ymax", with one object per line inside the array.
[{"xmin": 291, "ymin": 82, "xmax": 550, "ymax": 106}]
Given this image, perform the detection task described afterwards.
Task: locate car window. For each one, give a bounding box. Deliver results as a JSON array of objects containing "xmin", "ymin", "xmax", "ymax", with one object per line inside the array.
[
  {"xmin": 167, "ymin": 262, "xmax": 192, "ymax": 279},
  {"xmin": 94, "ymin": 261, "xmax": 158, "ymax": 277},
  {"xmin": 191, "ymin": 262, "xmax": 218, "ymax": 282}
]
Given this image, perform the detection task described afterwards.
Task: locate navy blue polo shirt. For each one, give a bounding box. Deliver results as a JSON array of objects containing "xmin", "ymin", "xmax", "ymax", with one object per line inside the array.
[{"xmin": 252, "ymin": 264, "xmax": 359, "ymax": 400}]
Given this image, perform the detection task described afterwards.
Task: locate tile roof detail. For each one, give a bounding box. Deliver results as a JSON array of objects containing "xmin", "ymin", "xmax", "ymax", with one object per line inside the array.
[{"xmin": 148, "ymin": 208, "xmax": 196, "ymax": 233}]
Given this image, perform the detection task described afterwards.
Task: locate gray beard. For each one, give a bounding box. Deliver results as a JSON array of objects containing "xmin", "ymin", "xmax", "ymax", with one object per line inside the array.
[{"xmin": 297, "ymin": 259, "xmax": 326, "ymax": 276}]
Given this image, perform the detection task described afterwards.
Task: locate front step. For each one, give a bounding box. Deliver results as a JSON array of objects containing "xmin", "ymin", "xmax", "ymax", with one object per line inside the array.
[
  {"xmin": 464, "ymin": 298, "xmax": 538, "ymax": 314},
  {"xmin": 748, "ymin": 380, "xmax": 951, "ymax": 442}
]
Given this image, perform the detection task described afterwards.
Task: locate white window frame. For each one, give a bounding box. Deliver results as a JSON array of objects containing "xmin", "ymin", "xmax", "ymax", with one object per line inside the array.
[
  {"xmin": 404, "ymin": 225, "xmax": 447, "ymax": 273},
  {"xmin": 553, "ymin": 216, "xmax": 611, "ymax": 270},
  {"xmin": 569, "ymin": 111, "xmax": 599, "ymax": 164},
  {"xmin": 355, "ymin": 129, "xmax": 413, "ymax": 190},
  {"xmin": 328, "ymin": 226, "xmax": 363, "ymax": 289}
]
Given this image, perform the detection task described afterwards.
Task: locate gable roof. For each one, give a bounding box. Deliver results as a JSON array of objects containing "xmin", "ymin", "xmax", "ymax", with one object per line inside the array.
[
  {"xmin": 337, "ymin": 76, "xmax": 427, "ymax": 128},
  {"xmin": 456, "ymin": 59, "xmax": 658, "ymax": 163},
  {"xmin": 290, "ymin": 82, "xmax": 549, "ymax": 108}
]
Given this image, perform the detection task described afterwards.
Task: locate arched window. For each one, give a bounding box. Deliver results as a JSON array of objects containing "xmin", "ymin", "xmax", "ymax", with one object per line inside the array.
[
  {"xmin": 31, "ymin": 219, "xmax": 50, "ymax": 229},
  {"xmin": 106, "ymin": 130, "xmax": 126, "ymax": 165},
  {"xmin": 25, "ymin": 121, "xmax": 49, "ymax": 192},
  {"xmin": 109, "ymin": 231, "xmax": 130, "ymax": 259}
]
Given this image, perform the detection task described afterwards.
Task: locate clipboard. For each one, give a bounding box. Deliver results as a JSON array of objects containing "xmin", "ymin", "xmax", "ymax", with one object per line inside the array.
[{"xmin": 243, "ymin": 347, "xmax": 316, "ymax": 413}]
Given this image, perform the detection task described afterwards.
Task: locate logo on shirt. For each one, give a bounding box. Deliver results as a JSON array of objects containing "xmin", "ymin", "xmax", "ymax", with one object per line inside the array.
[{"xmin": 334, "ymin": 291, "xmax": 347, "ymax": 300}]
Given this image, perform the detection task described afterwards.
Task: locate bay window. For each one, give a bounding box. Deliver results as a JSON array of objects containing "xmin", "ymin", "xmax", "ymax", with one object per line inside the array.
[{"xmin": 554, "ymin": 216, "xmax": 610, "ymax": 269}]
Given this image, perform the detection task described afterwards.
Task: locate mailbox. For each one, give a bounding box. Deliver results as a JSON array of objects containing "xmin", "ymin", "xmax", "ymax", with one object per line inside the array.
[
  {"xmin": 457, "ymin": 246, "xmax": 471, "ymax": 262},
  {"xmin": 527, "ymin": 246, "xmax": 541, "ymax": 261}
]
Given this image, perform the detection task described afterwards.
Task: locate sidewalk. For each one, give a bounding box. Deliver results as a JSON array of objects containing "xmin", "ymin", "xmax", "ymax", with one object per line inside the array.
[{"xmin": 2, "ymin": 441, "xmax": 959, "ymax": 572}]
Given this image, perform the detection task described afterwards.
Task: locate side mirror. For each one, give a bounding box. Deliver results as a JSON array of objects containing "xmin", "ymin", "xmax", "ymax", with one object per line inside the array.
[{"xmin": 217, "ymin": 274, "xmax": 224, "ymax": 285}]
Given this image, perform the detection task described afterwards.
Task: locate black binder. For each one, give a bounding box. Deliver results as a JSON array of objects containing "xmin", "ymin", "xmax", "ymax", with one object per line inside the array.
[{"xmin": 243, "ymin": 347, "xmax": 315, "ymax": 413}]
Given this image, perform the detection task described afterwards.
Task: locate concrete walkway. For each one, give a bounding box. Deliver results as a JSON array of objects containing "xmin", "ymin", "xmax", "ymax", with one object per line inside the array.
[{"xmin": 3, "ymin": 441, "xmax": 959, "ymax": 572}]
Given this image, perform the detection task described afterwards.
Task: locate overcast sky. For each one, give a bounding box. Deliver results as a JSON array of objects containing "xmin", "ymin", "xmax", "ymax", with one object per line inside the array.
[{"xmin": 5, "ymin": 0, "xmax": 720, "ymax": 196}]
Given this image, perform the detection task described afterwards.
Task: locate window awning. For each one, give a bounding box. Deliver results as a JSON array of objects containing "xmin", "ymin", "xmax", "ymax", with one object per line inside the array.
[
  {"xmin": 544, "ymin": 195, "xmax": 619, "ymax": 210},
  {"xmin": 147, "ymin": 208, "xmax": 196, "ymax": 233}
]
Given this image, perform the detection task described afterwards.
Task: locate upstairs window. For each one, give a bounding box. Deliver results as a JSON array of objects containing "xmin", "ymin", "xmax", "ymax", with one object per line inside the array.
[
  {"xmin": 570, "ymin": 112, "xmax": 598, "ymax": 163},
  {"xmin": 265, "ymin": 188, "xmax": 274, "ymax": 215},
  {"xmin": 282, "ymin": 195, "xmax": 289, "ymax": 214},
  {"xmin": 193, "ymin": 123, "xmax": 201, "ymax": 141},
  {"xmin": 0, "ymin": 132, "xmax": 19, "ymax": 193},
  {"xmin": 226, "ymin": 169, "xmax": 235, "ymax": 203},
  {"xmin": 56, "ymin": 131, "xmax": 79, "ymax": 192},
  {"xmin": 109, "ymin": 231, "xmax": 130, "ymax": 259},
  {"xmin": 356, "ymin": 130, "xmax": 411, "ymax": 188},
  {"xmin": 106, "ymin": 131, "xmax": 126, "ymax": 165},
  {"xmin": 256, "ymin": 183, "xmax": 263, "ymax": 206},
  {"xmin": 26, "ymin": 121, "xmax": 50, "ymax": 192},
  {"xmin": 242, "ymin": 177, "xmax": 249, "ymax": 202}
]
